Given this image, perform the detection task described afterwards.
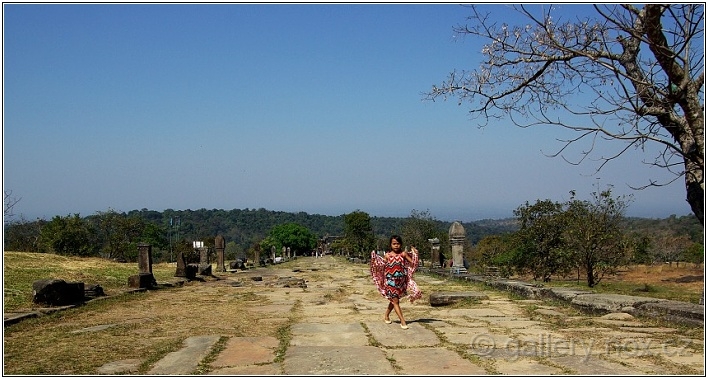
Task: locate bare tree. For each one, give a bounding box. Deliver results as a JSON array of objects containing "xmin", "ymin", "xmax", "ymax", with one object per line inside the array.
[
  {"xmin": 425, "ymin": 4, "xmax": 704, "ymax": 225},
  {"xmin": 3, "ymin": 190, "xmax": 21, "ymax": 223}
]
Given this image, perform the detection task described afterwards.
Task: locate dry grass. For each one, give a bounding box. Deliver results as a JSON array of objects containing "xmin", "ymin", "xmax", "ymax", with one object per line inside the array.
[
  {"xmin": 3, "ymin": 251, "xmax": 177, "ymax": 312},
  {"xmin": 511, "ymin": 263, "xmax": 704, "ymax": 304},
  {"xmin": 2, "ymin": 251, "xmax": 319, "ymax": 375}
]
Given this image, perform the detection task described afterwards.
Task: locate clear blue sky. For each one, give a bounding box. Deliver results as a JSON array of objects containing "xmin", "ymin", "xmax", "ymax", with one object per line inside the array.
[{"xmin": 3, "ymin": 3, "xmax": 693, "ymax": 222}]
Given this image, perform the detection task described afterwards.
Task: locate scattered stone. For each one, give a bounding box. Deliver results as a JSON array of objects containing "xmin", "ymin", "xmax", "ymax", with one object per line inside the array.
[
  {"xmin": 600, "ymin": 312, "xmax": 635, "ymax": 320},
  {"xmin": 96, "ymin": 359, "xmax": 141, "ymax": 375},
  {"xmin": 198, "ymin": 264, "xmax": 212, "ymax": 276},
  {"xmin": 128, "ymin": 273, "xmax": 156, "ymax": 289},
  {"xmin": 534, "ymin": 308, "xmax": 566, "ymax": 317},
  {"xmin": 274, "ymin": 277, "xmax": 307, "ymax": 288},
  {"xmin": 84, "ymin": 284, "xmax": 105, "ymax": 297},
  {"xmin": 32, "ymin": 279, "xmax": 84, "ymax": 306}
]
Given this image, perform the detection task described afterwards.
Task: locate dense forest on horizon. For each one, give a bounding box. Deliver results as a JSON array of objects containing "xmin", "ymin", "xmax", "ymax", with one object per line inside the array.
[
  {"xmin": 4, "ymin": 207, "xmax": 701, "ymax": 264},
  {"xmin": 125, "ymin": 207, "xmax": 522, "ymax": 249},
  {"xmin": 126, "ymin": 207, "xmax": 701, "ymax": 251}
]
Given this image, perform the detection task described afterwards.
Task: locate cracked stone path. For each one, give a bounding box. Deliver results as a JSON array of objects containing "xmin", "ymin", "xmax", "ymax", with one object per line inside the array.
[{"xmin": 105, "ymin": 256, "xmax": 704, "ymax": 375}]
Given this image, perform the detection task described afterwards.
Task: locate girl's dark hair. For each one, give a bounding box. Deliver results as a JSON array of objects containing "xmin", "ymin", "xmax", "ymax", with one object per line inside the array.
[{"xmin": 390, "ymin": 235, "xmax": 403, "ymax": 245}]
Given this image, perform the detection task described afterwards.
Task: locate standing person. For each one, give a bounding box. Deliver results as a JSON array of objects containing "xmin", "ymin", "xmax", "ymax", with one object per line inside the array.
[{"xmin": 370, "ymin": 235, "xmax": 422, "ymax": 329}]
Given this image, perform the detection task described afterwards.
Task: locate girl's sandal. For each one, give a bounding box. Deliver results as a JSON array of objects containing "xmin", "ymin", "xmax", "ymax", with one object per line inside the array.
[
  {"xmin": 384, "ymin": 319, "xmax": 392, "ymax": 324},
  {"xmin": 400, "ymin": 324, "xmax": 409, "ymax": 330}
]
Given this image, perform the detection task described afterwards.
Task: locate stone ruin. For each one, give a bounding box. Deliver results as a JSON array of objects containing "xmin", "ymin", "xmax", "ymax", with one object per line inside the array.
[
  {"xmin": 128, "ymin": 243, "xmax": 157, "ymax": 289},
  {"xmin": 449, "ymin": 221, "xmax": 467, "ymax": 274},
  {"xmin": 32, "ymin": 280, "xmax": 105, "ymax": 306},
  {"xmin": 215, "ymin": 235, "xmax": 226, "ymax": 272}
]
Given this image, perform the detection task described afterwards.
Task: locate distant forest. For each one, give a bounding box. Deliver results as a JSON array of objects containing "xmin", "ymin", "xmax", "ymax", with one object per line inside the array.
[
  {"xmin": 126, "ymin": 208, "xmax": 702, "ymax": 252},
  {"xmin": 126, "ymin": 208, "xmax": 521, "ymax": 250},
  {"xmin": 4, "ymin": 207, "xmax": 702, "ymax": 263}
]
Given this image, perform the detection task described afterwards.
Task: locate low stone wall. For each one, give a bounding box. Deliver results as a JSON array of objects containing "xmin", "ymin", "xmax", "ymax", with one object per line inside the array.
[{"xmin": 422, "ymin": 268, "xmax": 704, "ymax": 327}]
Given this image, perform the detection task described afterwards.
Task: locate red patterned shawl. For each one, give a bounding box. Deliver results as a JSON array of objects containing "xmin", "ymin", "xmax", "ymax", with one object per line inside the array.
[{"xmin": 370, "ymin": 250, "xmax": 422, "ymax": 302}]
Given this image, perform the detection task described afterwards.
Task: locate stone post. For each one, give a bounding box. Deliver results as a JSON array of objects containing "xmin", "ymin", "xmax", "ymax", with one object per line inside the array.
[
  {"xmin": 449, "ymin": 222, "xmax": 466, "ymax": 272},
  {"xmin": 287, "ymin": 247, "xmax": 291, "ymax": 259},
  {"xmin": 198, "ymin": 247, "xmax": 212, "ymax": 275},
  {"xmin": 428, "ymin": 238, "xmax": 441, "ymax": 268},
  {"xmin": 215, "ymin": 235, "xmax": 226, "ymax": 272},
  {"xmin": 175, "ymin": 251, "xmax": 187, "ymax": 277},
  {"xmin": 129, "ymin": 243, "xmax": 156, "ymax": 288},
  {"xmin": 137, "ymin": 243, "xmax": 153, "ymax": 274}
]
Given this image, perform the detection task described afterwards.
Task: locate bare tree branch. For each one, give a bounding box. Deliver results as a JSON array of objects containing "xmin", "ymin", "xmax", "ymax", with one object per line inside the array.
[{"xmin": 424, "ymin": 4, "xmax": 705, "ymax": 225}]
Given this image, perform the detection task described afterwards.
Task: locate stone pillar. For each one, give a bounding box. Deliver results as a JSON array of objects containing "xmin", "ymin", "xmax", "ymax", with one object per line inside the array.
[
  {"xmin": 287, "ymin": 247, "xmax": 291, "ymax": 259},
  {"xmin": 175, "ymin": 251, "xmax": 187, "ymax": 277},
  {"xmin": 137, "ymin": 243, "xmax": 153, "ymax": 274},
  {"xmin": 215, "ymin": 235, "xmax": 226, "ymax": 272},
  {"xmin": 428, "ymin": 238, "xmax": 441, "ymax": 268},
  {"xmin": 130, "ymin": 243, "xmax": 156, "ymax": 288},
  {"xmin": 198, "ymin": 247, "xmax": 211, "ymax": 275},
  {"xmin": 449, "ymin": 222, "xmax": 466, "ymax": 271}
]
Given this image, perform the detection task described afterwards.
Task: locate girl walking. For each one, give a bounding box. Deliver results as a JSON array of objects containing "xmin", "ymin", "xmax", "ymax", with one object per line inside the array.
[{"xmin": 370, "ymin": 235, "xmax": 422, "ymax": 329}]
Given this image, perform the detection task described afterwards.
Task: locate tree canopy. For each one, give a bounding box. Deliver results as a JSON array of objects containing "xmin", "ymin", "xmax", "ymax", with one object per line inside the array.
[{"xmin": 426, "ymin": 4, "xmax": 704, "ymax": 225}]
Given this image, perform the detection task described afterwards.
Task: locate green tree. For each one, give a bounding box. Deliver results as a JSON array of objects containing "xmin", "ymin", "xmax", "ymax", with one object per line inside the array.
[
  {"xmin": 426, "ymin": 4, "xmax": 704, "ymax": 225},
  {"xmin": 684, "ymin": 243, "xmax": 705, "ymax": 266},
  {"xmin": 344, "ymin": 210, "xmax": 375, "ymax": 256},
  {"xmin": 4, "ymin": 217, "xmax": 45, "ymax": 252},
  {"xmin": 401, "ymin": 209, "xmax": 445, "ymax": 263},
  {"xmin": 39, "ymin": 214, "xmax": 97, "ymax": 257},
  {"xmin": 92, "ymin": 210, "xmax": 147, "ymax": 262},
  {"xmin": 225, "ymin": 241, "xmax": 242, "ymax": 261},
  {"xmin": 564, "ymin": 188, "xmax": 633, "ymax": 287},
  {"xmin": 262, "ymin": 223, "xmax": 317, "ymax": 256},
  {"xmin": 513, "ymin": 200, "xmax": 574, "ymax": 282},
  {"xmin": 475, "ymin": 234, "xmax": 518, "ymax": 277}
]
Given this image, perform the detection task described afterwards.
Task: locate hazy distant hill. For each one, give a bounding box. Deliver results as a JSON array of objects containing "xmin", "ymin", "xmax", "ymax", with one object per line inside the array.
[
  {"xmin": 125, "ymin": 208, "xmax": 701, "ymax": 252},
  {"xmin": 126, "ymin": 208, "xmax": 521, "ymax": 249}
]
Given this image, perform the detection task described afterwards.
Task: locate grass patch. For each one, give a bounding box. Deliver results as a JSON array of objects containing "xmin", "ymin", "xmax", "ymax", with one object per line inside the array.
[
  {"xmin": 360, "ymin": 322, "xmax": 381, "ymax": 347},
  {"xmin": 193, "ymin": 336, "xmax": 230, "ymax": 375},
  {"xmin": 3, "ymin": 251, "xmax": 176, "ymax": 312}
]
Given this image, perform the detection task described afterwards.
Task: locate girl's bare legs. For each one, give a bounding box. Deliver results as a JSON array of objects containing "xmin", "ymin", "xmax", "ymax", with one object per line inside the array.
[
  {"xmin": 384, "ymin": 302, "xmax": 394, "ymax": 322},
  {"xmin": 390, "ymin": 297, "xmax": 406, "ymax": 326}
]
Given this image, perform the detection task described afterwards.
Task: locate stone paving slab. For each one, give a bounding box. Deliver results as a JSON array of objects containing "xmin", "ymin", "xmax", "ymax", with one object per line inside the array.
[
  {"xmin": 282, "ymin": 346, "xmax": 395, "ymax": 375},
  {"xmin": 96, "ymin": 359, "xmax": 141, "ymax": 375},
  {"xmin": 211, "ymin": 336, "xmax": 278, "ymax": 368},
  {"xmin": 301, "ymin": 304, "xmax": 357, "ymax": 318},
  {"xmin": 365, "ymin": 321, "xmax": 440, "ymax": 348},
  {"xmin": 290, "ymin": 322, "xmax": 369, "ymax": 346},
  {"xmin": 387, "ymin": 347, "xmax": 487, "ymax": 375},
  {"xmin": 549, "ymin": 354, "xmax": 644, "ymax": 375},
  {"xmin": 437, "ymin": 326, "xmax": 491, "ymax": 345},
  {"xmin": 147, "ymin": 335, "xmax": 221, "ymax": 375},
  {"xmin": 210, "ymin": 363, "xmax": 282, "ymax": 375},
  {"xmin": 494, "ymin": 357, "xmax": 566, "ymax": 375}
]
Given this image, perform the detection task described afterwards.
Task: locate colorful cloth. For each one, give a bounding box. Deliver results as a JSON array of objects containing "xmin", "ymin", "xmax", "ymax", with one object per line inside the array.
[{"xmin": 370, "ymin": 250, "xmax": 422, "ymax": 302}]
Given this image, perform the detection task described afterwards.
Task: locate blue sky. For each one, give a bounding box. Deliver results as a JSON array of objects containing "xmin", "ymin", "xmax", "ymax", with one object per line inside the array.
[{"xmin": 3, "ymin": 3, "xmax": 694, "ymax": 222}]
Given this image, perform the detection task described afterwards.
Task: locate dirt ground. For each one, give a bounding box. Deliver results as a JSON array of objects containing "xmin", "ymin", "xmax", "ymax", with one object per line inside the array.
[
  {"xmin": 514, "ymin": 263, "xmax": 704, "ymax": 293},
  {"xmin": 613, "ymin": 264, "xmax": 705, "ymax": 292}
]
